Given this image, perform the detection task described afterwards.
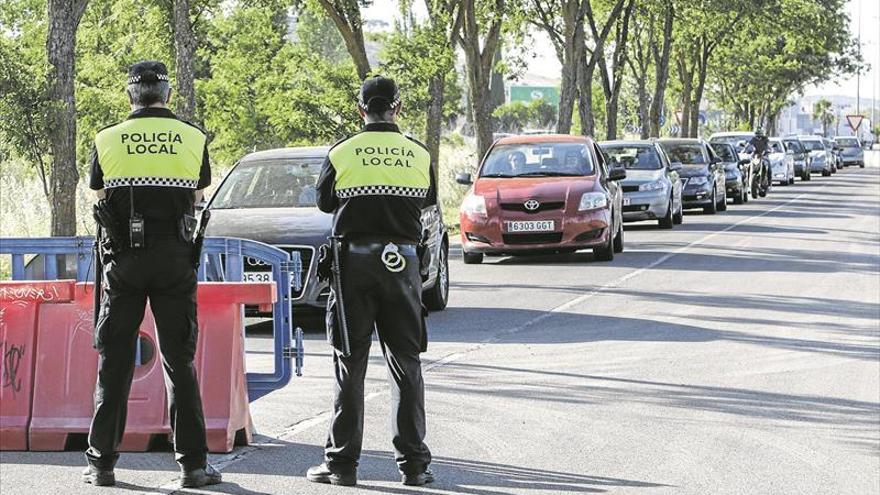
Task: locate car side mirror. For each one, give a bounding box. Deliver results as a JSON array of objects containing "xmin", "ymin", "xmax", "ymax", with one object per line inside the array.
[
  {"xmin": 455, "ymin": 171, "xmax": 473, "ymax": 185},
  {"xmin": 608, "ymin": 167, "xmax": 627, "ymax": 181},
  {"xmin": 668, "ymin": 162, "xmax": 683, "ymax": 171}
]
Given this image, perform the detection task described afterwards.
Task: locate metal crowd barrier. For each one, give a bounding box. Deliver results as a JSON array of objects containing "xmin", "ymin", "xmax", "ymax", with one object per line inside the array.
[{"xmin": 0, "ymin": 236, "xmax": 304, "ymax": 401}]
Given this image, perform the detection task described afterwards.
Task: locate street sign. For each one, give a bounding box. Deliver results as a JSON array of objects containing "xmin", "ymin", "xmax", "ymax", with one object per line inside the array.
[
  {"xmin": 846, "ymin": 115, "xmax": 864, "ymax": 132},
  {"xmin": 509, "ymin": 86, "xmax": 560, "ymax": 108}
]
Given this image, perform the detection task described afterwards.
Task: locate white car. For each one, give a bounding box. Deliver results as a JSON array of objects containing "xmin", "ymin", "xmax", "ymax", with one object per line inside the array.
[{"xmin": 768, "ymin": 138, "xmax": 795, "ymax": 185}]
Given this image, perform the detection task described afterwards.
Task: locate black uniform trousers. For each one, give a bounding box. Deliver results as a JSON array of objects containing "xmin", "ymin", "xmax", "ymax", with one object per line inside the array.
[
  {"xmin": 86, "ymin": 235, "xmax": 208, "ymax": 471},
  {"xmin": 324, "ymin": 248, "xmax": 432, "ymax": 475}
]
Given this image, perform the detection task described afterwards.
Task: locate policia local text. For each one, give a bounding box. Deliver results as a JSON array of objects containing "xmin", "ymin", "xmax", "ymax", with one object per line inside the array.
[
  {"xmin": 355, "ymin": 146, "xmax": 416, "ymax": 167},
  {"xmin": 120, "ymin": 131, "xmax": 183, "ymax": 155}
]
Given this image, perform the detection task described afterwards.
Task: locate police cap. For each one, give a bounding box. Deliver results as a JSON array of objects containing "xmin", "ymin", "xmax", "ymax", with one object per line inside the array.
[
  {"xmin": 358, "ymin": 75, "xmax": 400, "ymax": 113},
  {"xmin": 127, "ymin": 61, "xmax": 170, "ymax": 85}
]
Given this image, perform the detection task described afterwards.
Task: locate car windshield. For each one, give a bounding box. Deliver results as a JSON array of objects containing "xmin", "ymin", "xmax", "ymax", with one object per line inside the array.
[
  {"xmin": 835, "ymin": 138, "xmax": 859, "ymax": 147},
  {"xmin": 480, "ymin": 143, "xmax": 594, "ymax": 177},
  {"xmin": 211, "ymin": 158, "xmax": 324, "ymax": 208},
  {"xmin": 709, "ymin": 143, "xmax": 737, "ymax": 161},
  {"xmin": 769, "ymin": 141, "xmax": 785, "ymax": 153},
  {"xmin": 783, "ymin": 140, "xmax": 804, "ymax": 153},
  {"xmin": 801, "ymin": 140, "xmax": 824, "ymax": 151},
  {"xmin": 660, "ymin": 143, "xmax": 707, "ymax": 164},
  {"xmin": 600, "ymin": 145, "xmax": 663, "ymax": 170}
]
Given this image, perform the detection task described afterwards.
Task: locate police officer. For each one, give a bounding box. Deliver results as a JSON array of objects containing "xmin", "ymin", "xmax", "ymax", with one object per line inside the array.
[
  {"xmin": 307, "ymin": 76, "xmax": 436, "ymax": 487},
  {"xmin": 82, "ymin": 61, "xmax": 221, "ymax": 489}
]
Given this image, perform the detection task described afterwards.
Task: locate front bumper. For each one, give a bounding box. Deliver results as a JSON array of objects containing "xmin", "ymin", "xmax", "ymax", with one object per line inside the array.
[
  {"xmin": 725, "ymin": 177, "xmax": 744, "ymax": 196},
  {"xmin": 682, "ymin": 184, "xmax": 714, "ymax": 208},
  {"xmin": 794, "ymin": 160, "xmax": 807, "ymax": 173},
  {"xmin": 622, "ymin": 189, "xmax": 669, "ymax": 221},
  {"xmin": 460, "ymin": 208, "xmax": 612, "ymax": 255}
]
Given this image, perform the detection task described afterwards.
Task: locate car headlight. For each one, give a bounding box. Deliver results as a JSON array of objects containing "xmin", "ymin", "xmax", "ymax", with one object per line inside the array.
[
  {"xmin": 578, "ymin": 192, "xmax": 608, "ymax": 211},
  {"xmin": 638, "ymin": 180, "xmax": 665, "ymax": 192},
  {"xmin": 688, "ymin": 176, "xmax": 709, "ymax": 186},
  {"xmin": 460, "ymin": 193, "xmax": 486, "ymax": 215}
]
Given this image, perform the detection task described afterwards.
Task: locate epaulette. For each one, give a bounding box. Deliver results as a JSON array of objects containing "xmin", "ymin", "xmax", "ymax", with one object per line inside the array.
[{"xmin": 328, "ymin": 135, "xmax": 350, "ymax": 152}]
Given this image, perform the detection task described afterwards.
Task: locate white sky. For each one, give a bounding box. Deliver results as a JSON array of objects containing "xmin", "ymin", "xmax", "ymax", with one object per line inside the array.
[{"xmin": 363, "ymin": 0, "xmax": 878, "ymax": 104}]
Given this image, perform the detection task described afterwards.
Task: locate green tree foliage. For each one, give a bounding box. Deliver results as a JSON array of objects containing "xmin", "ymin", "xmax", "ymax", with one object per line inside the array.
[{"xmin": 492, "ymin": 98, "xmax": 557, "ymax": 132}]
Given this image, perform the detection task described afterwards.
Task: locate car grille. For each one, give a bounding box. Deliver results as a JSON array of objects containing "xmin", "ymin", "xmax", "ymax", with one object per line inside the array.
[
  {"xmin": 621, "ymin": 185, "xmax": 640, "ymax": 193},
  {"xmin": 221, "ymin": 245, "xmax": 314, "ymax": 300},
  {"xmin": 502, "ymin": 233, "xmax": 563, "ymax": 245},
  {"xmin": 500, "ymin": 201, "xmax": 565, "ymax": 213}
]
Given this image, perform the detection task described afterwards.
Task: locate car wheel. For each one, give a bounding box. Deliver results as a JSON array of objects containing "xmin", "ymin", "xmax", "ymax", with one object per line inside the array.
[
  {"xmin": 593, "ymin": 227, "xmax": 614, "ymax": 261},
  {"xmin": 423, "ymin": 242, "xmax": 449, "ymax": 311},
  {"xmin": 822, "ymin": 169, "xmax": 831, "ymax": 177},
  {"xmin": 673, "ymin": 202, "xmax": 684, "ymax": 224},
  {"xmin": 659, "ymin": 198, "xmax": 674, "ymax": 229},
  {"xmin": 734, "ymin": 188, "xmax": 744, "ymax": 204},
  {"xmin": 462, "ymin": 251, "xmax": 483, "ymax": 265},
  {"xmin": 613, "ymin": 222, "xmax": 624, "ymax": 253},
  {"xmin": 860, "ymin": 162, "xmax": 865, "ymax": 168},
  {"xmin": 704, "ymin": 189, "xmax": 718, "ymax": 214},
  {"xmin": 801, "ymin": 169, "xmax": 810, "ymax": 181}
]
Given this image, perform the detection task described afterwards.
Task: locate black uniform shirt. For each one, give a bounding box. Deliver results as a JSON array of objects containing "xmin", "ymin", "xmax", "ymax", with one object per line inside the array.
[{"xmin": 315, "ymin": 122, "xmax": 438, "ymax": 244}]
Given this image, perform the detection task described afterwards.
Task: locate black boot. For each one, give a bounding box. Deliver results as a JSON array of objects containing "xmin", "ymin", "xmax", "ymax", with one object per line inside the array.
[
  {"xmin": 402, "ymin": 469, "xmax": 435, "ymax": 486},
  {"xmin": 306, "ymin": 463, "xmax": 357, "ymax": 486},
  {"xmin": 82, "ymin": 465, "xmax": 116, "ymax": 487},
  {"xmin": 180, "ymin": 463, "xmax": 223, "ymax": 488}
]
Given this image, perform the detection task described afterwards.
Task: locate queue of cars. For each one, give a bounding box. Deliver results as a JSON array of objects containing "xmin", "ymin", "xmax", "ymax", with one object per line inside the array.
[
  {"xmin": 454, "ymin": 132, "xmax": 864, "ymax": 265},
  {"xmin": 197, "ymin": 131, "xmax": 864, "ymax": 315}
]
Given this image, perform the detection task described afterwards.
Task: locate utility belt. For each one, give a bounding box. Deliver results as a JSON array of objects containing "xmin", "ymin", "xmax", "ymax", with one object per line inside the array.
[{"xmin": 347, "ymin": 241, "xmax": 418, "ymax": 257}]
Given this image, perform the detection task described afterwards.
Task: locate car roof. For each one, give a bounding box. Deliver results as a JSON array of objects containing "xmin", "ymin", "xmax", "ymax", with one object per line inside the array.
[
  {"xmin": 710, "ymin": 131, "xmax": 754, "ymax": 137},
  {"xmin": 599, "ymin": 139, "xmax": 656, "ymax": 147},
  {"xmin": 833, "ymin": 136, "xmax": 858, "ymax": 140},
  {"xmin": 240, "ymin": 146, "xmax": 331, "ymax": 162},
  {"xmin": 796, "ymin": 135, "xmax": 822, "ymax": 141},
  {"xmin": 656, "ymin": 138, "xmax": 704, "ymax": 145},
  {"xmin": 495, "ymin": 134, "xmax": 590, "ymax": 145}
]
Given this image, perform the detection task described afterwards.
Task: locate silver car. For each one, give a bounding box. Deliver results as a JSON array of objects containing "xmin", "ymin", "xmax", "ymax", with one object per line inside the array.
[
  {"xmin": 600, "ymin": 140, "xmax": 684, "ymax": 228},
  {"xmin": 798, "ymin": 136, "xmax": 833, "ymax": 176},
  {"xmin": 834, "ymin": 136, "xmax": 865, "ymax": 168}
]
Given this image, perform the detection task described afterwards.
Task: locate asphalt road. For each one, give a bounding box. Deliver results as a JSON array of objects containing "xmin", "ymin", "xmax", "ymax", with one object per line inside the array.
[{"xmin": 2, "ymin": 152, "xmax": 878, "ymax": 494}]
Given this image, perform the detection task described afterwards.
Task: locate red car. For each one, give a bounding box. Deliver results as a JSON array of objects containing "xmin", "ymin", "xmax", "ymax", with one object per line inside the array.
[{"xmin": 456, "ymin": 135, "xmax": 626, "ymax": 264}]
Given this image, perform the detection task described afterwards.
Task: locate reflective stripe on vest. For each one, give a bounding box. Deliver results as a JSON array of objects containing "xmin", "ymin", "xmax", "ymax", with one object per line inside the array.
[
  {"xmin": 95, "ymin": 117, "xmax": 205, "ymax": 189},
  {"xmin": 328, "ymin": 131, "xmax": 431, "ymax": 198}
]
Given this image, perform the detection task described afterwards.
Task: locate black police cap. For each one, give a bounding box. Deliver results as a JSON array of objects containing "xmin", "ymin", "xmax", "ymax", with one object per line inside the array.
[
  {"xmin": 127, "ymin": 61, "xmax": 170, "ymax": 85},
  {"xmin": 358, "ymin": 75, "xmax": 400, "ymax": 113}
]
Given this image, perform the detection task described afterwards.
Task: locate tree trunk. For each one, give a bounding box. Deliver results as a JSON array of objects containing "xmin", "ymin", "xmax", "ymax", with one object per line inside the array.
[
  {"xmin": 678, "ymin": 56, "xmax": 693, "ymax": 138},
  {"xmin": 577, "ymin": 61, "xmax": 596, "ymax": 137},
  {"xmin": 425, "ymin": 74, "xmax": 445, "ymax": 170},
  {"xmin": 317, "ymin": 0, "xmax": 371, "ymax": 80},
  {"xmin": 172, "ymin": 0, "xmax": 197, "ymax": 121},
  {"xmin": 457, "ymin": 0, "xmax": 504, "ymax": 165},
  {"xmin": 46, "ymin": 0, "xmax": 89, "ymax": 236},
  {"xmin": 556, "ymin": 1, "xmax": 586, "ymax": 134},
  {"xmin": 648, "ymin": 0, "xmax": 673, "ymax": 138}
]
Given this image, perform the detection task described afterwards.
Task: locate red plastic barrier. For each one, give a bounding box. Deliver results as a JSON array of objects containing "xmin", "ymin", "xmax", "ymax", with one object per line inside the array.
[
  {"xmin": 194, "ymin": 282, "xmax": 276, "ymax": 452},
  {"xmin": 28, "ymin": 281, "xmax": 275, "ymax": 453},
  {"xmin": 0, "ymin": 281, "xmax": 75, "ymax": 450}
]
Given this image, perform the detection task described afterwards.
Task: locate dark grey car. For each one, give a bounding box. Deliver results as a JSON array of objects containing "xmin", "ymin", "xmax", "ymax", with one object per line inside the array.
[
  {"xmin": 658, "ymin": 139, "xmax": 727, "ymax": 214},
  {"xmin": 710, "ymin": 142, "xmax": 752, "ymax": 204},
  {"xmin": 205, "ymin": 147, "xmax": 450, "ymax": 312}
]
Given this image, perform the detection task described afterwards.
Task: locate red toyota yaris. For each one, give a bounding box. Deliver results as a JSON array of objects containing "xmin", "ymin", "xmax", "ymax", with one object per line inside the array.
[{"xmin": 456, "ymin": 135, "xmax": 626, "ymax": 264}]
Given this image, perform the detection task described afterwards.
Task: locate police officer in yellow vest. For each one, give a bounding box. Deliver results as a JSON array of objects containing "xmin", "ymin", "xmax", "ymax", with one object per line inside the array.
[
  {"xmin": 82, "ymin": 61, "xmax": 221, "ymax": 489},
  {"xmin": 307, "ymin": 76, "xmax": 436, "ymax": 487}
]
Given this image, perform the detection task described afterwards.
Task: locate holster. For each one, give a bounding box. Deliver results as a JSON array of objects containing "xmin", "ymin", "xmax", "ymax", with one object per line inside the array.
[
  {"xmin": 92, "ymin": 201, "xmax": 125, "ymax": 258},
  {"xmin": 324, "ymin": 289, "xmax": 345, "ymax": 352}
]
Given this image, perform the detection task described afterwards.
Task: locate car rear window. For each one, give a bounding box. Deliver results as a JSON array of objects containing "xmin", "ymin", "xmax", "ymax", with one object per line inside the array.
[
  {"xmin": 601, "ymin": 145, "xmax": 663, "ymax": 170},
  {"xmin": 709, "ymin": 143, "xmax": 737, "ymax": 161},
  {"xmin": 481, "ymin": 142, "xmax": 594, "ymax": 178},
  {"xmin": 783, "ymin": 140, "xmax": 804, "ymax": 153},
  {"xmin": 801, "ymin": 139, "xmax": 824, "ymax": 151},
  {"xmin": 659, "ymin": 143, "xmax": 708, "ymax": 164},
  {"xmin": 211, "ymin": 158, "xmax": 324, "ymax": 208}
]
